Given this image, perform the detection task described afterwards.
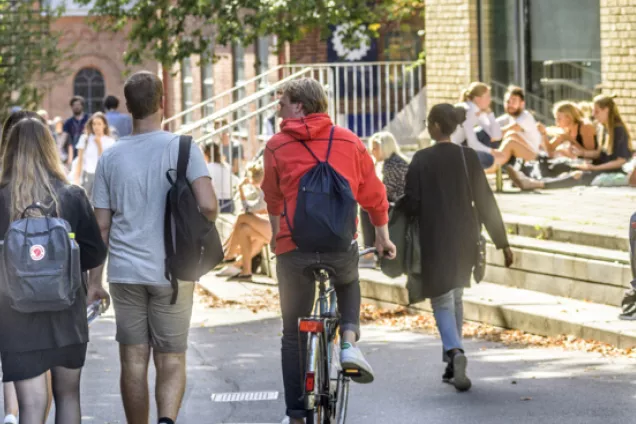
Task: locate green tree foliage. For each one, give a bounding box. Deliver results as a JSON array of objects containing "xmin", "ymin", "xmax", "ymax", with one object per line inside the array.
[
  {"xmin": 0, "ymin": 1, "xmax": 67, "ymax": 123},
  {"xmin": 74, "ymin": 0, "xmax": 425, "ymax": 67}
]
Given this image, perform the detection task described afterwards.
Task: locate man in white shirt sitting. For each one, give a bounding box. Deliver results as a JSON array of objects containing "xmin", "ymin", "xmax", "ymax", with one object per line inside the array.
[{"xmin": 495, "ymin": 85, "xmax": 543, "ymax": 166}]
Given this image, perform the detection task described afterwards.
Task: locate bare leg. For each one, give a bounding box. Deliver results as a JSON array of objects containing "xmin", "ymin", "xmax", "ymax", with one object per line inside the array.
[
  {"xmin": 224, "ymin": 214, "xmax": 251, "ymax": 259},
  {"xmin": 154, "ymin": 351, "xmax": 187, "ymax": 421},
  {"xmin": 13, "ymin": 373, "xmax": 49, "ymax": 424},
  {"xmin": 3, "ymin": 383, "xmax": 18, "ymax": 418},
  {"xmin": 495, "ymin": 134, "xmax": 537, "ymax": 165},
  {"xmin": 119, "ymin": 344, "xmax": 151, "ymax": 424},
  {"xmin": 50, "ymin": 367, "xmax": 82, "ymax": 424},
  {"xmin": 236, "ymin": 223, "xmax": 254, "ymax": 275}
]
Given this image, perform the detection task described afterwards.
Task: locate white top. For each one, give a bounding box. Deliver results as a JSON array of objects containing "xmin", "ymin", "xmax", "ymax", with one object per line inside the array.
[
  {"xmin": 207, "ymin": 162, "xmax": 237, "ymax": 199},
  {"xmin": 76, "ymin": 134, "xmax": 115, "ymax": 174},
  {"xmin": 241, "ymin": 184, "xmax": 267, "ymax": 213},
  {"xmin": 496, "ymin": 110, "xmax": 542, "ymax": 153},
  {"xmin": 450, "ymin": 101, "xmax": 502, "ymax": 153}
]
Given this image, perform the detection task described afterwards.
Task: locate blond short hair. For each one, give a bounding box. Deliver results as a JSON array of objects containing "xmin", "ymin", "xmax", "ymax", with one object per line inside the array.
[{"xmin": 281, "ymin": 78, "xmax": 328, "ymax": 115}]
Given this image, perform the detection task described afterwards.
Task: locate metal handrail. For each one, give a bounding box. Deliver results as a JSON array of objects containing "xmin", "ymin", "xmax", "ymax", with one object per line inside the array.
[
  {"xmin": 540, "ymin": 78, "xmax": 595, "ymax": 95},
  {"xmin": 175, "ymin": 67, "xmax": 313, "ymax": 136},
  {"xmin": 543, "ymin": 59, "xmax": 602, "ymax": 77},
  {"xmin": 162, "ymin": 65, "xmax": 285, "ymax": 126},
  {"xmin": 281, "ymin": 60, "xmax": 417, "ymax": 68},
  {"xmin": 196, "ymin": 100, "xmax": 279, "ymax": 145}
]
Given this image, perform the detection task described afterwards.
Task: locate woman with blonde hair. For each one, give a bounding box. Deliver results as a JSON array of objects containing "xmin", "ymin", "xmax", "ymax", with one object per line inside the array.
[
  {"xmin": 450, "ymin": 82, "xmax": 504, "ymax": 169},
  {"xmin": 361, "ymin": 132, "xmax": 409, "ymax": 263},
  {"xmin": 508, "ymin": 94, "xmax": 632, "ymax": 190},
  {"xmin": 73, "ymin": 112, "xmax": 115, "ymax": 198},
  {"xmin": 0, "ymin": 117, "xmax": 107, "ymax": 423},
  {"xmin": 217, "ymin": 162, "xmax": 271, "ymax": 281},
  {"xmin": 539, "ymin": 101, "xmax": 597, "ymax": 157}
]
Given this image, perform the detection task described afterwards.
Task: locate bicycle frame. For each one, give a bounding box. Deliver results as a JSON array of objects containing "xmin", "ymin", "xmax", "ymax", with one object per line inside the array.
[
  {"xmin": 301, "ymin": 247, "xmax": 376, "ymax": 423},
  {"xmin": 303, "ymin": 269, "xmax": 339, "ymax": 412}
]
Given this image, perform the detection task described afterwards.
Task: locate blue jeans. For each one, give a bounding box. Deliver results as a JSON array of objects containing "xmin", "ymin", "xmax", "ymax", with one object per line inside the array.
[{"xmin": 430, "ymin": 288, "xmax": 464, "ymax": 362}]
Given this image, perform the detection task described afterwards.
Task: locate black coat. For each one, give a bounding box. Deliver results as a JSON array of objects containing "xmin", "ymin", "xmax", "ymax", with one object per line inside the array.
[{"xmin": 403, "ymin": 143, "xmax": 509, "ymax": 299}]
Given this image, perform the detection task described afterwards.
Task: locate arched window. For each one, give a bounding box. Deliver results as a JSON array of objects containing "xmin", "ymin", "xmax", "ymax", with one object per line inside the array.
[{"xmin": 73, "ymin": 68, "xmax": 105, "ymax": 115}]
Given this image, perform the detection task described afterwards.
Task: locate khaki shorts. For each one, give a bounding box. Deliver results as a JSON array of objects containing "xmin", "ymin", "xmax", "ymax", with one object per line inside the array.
[{"xmin": 109, "ymin": 281, "xmax": 195, "ymax": 353}]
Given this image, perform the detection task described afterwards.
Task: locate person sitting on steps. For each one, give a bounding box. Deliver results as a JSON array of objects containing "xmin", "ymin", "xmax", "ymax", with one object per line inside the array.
[
  {"xmin": 217, "ymin": 162, "xmax": 271, "ymax": 281},
  {"xmin": 450, "ymin": 82, "xmax": 504, "ymax": 171},
  {"xmin": 539, "ymin": 101, "xmax": 597, "ymax": 159},
  {"xmin": 508, "ymin": 94, "xmax": 631, "ymax": 191},
  {"xmin": 495, "ymin": 85, "xmax": 543, "ymax": 166}
]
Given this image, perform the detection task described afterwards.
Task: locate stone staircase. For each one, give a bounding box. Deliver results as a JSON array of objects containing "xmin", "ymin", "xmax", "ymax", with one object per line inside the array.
[{"xmin": 215, "ymin": 207, "xmax": 636, "ymax": 348}]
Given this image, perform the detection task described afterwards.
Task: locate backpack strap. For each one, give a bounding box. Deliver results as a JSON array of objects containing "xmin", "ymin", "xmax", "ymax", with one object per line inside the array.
[
  {"xmin": 163, "ymin": 193, "xmax": 179, "ymax": 305},
  {"xmin": 297, "ymin": 140, "xmax": 321, "ymax": 164},
  {"xmin": 177, "ymin": 135, "xmax": 192, "ymax": 179},
  {"xmin": 325, "ymin": 126, "xmax": 336, "ymax": 163}
]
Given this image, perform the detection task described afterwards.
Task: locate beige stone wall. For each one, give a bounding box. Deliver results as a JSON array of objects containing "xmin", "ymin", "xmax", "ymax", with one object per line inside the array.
[
  {"xmin": 600, "ymin": 0, "xmax": 636, "ymax": 135},
  {"xmin": 425, "ymin": 0, "xmax": 480, "ymax": 107}
]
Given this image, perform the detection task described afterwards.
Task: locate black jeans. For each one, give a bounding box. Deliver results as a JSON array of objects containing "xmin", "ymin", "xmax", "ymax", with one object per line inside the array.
[
  {"xmin": 360, "ymin": 210, "xmax": 375, "ymax": 248},
  {"xmin": 276, "ymin": 244, "xmax": 361, "ymax": 419},
  {"xmin": 543, "ymin": 170, "xmax": 601, "ymax": 189}
]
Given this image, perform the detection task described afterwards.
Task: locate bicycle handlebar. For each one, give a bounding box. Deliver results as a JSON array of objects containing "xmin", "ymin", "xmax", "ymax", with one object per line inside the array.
[{"xmin": 358, "ymin": 247, "xmax": 377, "ymax": 257}]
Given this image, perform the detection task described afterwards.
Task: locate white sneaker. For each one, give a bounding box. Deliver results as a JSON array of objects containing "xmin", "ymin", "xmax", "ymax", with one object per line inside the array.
[
  {"xmin": 340, "ymin": 343, "xmax": 375, "ymax": 384},
  {"xmin": 216, "ymin": 265, "xmax": 241, "ymax": 277},
  {"xmin": 4, "ymin": 414, "xmax": 17, "ymax": 424}
]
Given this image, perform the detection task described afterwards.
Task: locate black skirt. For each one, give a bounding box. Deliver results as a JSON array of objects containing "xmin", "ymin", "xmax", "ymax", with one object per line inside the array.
[{"xmin": 1, "ymin": 343, "xmax": 87, "ymax": 382}]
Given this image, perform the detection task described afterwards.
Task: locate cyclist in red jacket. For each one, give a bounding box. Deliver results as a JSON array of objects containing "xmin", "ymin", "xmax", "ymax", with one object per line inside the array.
[{"xmin": 262, "ymin": 78, "xmax": 396, "ymax": 424}]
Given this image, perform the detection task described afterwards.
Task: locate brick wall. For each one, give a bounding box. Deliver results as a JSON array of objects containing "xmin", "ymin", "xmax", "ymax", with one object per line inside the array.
[
  {"xmin": 425, "ymin": 0, "xmax": 479, "ymax": 108},
  {"xmin": 40, "ymin": 16, "xmax": 155, "ymax": 120},
  {"xmin": 600, "ymin": 0, "xmax": 636, "ymax": 134},
  {"xmin": 290, "ymin": 30, "xmax": 328, "ymax": 64}
]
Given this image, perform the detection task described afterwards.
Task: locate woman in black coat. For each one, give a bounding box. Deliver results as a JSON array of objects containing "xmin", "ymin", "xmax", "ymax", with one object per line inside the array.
[{"xmin": 403, "ymin": 103, "xmax": 513, "ymax": 392}]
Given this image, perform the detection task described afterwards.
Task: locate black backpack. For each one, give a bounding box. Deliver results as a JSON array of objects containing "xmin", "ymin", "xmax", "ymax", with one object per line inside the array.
[
  {"xmin": 164, "ymin": 136, "xmax": 223, "ymax": 304},
  {"xmin": 284, "ymin": 126, "xmax": 357, "ymax": 253}
]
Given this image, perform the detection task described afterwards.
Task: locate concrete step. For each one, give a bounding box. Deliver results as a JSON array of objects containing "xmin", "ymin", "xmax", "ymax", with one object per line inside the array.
[
  {"xmin": 484, "ymin": 234, "xmax": 631, "ymax": 306},
  {"xmin": 358, "ymin": 270, "xmax": 636, "ymax": 349},
  {"xmin": 504, "ymin": 213, "xmax": 629, "ymax": 252}
]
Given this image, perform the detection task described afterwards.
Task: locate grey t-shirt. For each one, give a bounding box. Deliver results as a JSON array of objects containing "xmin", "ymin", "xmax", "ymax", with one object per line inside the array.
[{"xmin": 93, "ymin": 131, "xmax": 210, "ymax": 285}]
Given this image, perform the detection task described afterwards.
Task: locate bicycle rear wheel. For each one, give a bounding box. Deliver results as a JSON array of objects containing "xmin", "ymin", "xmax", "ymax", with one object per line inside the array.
[
  {"xmin": 336, "ymin": 375, "xmax": 350, "ymax": 424},
  {"xmin": 305, "ymin": 333, "xmax": 330, "ymax": 424}
]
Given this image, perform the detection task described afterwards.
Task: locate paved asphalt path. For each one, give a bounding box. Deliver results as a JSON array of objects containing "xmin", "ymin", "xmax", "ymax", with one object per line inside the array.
[{"xmin": 29, "ymin": 292, "xmax": 636, "ymax": 424}]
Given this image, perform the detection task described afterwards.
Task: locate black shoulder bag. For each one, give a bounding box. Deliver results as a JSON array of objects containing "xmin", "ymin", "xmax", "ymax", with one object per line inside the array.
[{"xmin": 460, "ymin": 148, "xmax": 487, "ymax": 283}]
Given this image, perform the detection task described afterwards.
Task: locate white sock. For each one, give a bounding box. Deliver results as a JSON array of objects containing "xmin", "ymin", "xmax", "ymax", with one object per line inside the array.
[{"xmin": 4, "ymin": 414, "xmax": 17, "ymax": 424}]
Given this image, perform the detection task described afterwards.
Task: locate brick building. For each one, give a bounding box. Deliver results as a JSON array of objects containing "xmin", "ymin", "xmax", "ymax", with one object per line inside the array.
[
  {"xmin": 425, "ymin": 0, "xmax": 636, "ymax": 132},
  {"xmin": 40, "ymin": 2, "xmax": 277, "ymax": 136}
]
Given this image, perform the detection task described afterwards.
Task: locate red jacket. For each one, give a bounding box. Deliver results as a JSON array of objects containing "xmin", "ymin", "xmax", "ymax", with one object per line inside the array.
[{"xmin": 262, "ymin": 113, "xmax": 389, "ymax": 255}]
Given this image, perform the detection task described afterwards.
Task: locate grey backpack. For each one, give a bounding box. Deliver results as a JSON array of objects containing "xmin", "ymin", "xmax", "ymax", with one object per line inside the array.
[{"xmin": 2, "ymin": 203, "xmax": 81, "ymax": 313}]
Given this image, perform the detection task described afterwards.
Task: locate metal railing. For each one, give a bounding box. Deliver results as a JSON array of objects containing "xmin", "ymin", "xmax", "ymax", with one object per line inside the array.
[
  {"xmin": 162, "ymin": 65, "xmax": 285, "ymax": 131},
  {"xmin": 281, "ymin": 61, "xmax": 424, "ymax": 139},
  {"xmin": 541, "ymin": 59, "xmax": 601, "ymax": 103},
  {"xmin": 165, "ymin": 60, "xmax": 425, "ymax": 210}
]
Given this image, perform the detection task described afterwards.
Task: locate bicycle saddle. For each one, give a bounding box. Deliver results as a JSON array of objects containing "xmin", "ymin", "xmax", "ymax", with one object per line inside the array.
[{"xmin": 303, "ymin": 263, "xmax": 337, "ymax": 280}]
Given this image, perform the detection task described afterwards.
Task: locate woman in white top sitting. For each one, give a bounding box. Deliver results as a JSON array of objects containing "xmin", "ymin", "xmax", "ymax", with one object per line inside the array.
[
  {"xmin": 217, "ymin": 162, "xmax": 271, "ymax": 281},
  {"xmin": 451, "ymin": 82, "xmax": 503, "ymax": 170},
  {"xmin": 73, "ymin": 112, "xmax": 115, "ymax": 198},
  {"xmin": 203, "ymin": 142, "xmax": 237, "ymax": 214}
]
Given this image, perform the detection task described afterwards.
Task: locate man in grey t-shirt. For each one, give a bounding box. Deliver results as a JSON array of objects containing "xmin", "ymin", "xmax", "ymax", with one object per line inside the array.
[{"xmin": 90, "ymin": 71, "xmax": 218, "ymax": 424}]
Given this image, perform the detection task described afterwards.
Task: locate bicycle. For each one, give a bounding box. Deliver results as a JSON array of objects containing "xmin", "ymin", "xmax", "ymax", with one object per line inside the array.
[{"xmin": 300, "ymin": 247, "xmax": 377, "ymax": 424}]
